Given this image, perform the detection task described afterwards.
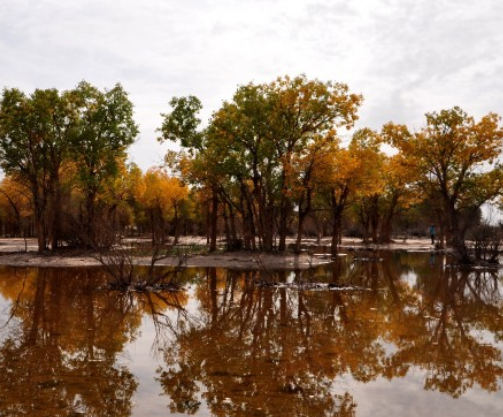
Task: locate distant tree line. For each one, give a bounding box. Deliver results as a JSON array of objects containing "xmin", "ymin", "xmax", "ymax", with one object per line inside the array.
[{"xmin": 0, "ymin": 76, "xmax": 502, "ymax": 262}]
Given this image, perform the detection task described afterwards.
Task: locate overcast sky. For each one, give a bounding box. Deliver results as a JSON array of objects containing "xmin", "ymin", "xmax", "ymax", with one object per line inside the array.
[{"xmin": 1, "ymin": 0, "xmax": 502, "ymax": 169}]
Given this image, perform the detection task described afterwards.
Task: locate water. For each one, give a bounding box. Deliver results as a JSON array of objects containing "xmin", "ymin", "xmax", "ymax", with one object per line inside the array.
[{"xmin": 0, "ymin": 252, "xmax": 503, "ymax": 416}]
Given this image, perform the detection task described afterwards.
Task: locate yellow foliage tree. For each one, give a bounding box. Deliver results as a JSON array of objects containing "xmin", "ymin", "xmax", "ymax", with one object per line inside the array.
[
  {"xmin": 135, "ymin": 168, "xmax": 189, "ymax": 244},
  {"xmin": 316, "ymin": 129, "xmax": 384, "ymax": 255},
  {"xmin": 382, "ymin": 107, "xmax": 503, "ymax": 262},
  {"xmin": 0, "ymin": 175, "xmax": 33, "ymax": 239}
]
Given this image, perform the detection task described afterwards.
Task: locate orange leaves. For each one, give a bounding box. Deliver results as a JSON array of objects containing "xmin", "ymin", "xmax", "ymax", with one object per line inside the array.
[
  {"xmin": 135, "ymin": 168, "xmax": 189, "ymax": 219},
  {"xmin": 383, "ymin": 107, "xmax": 503, "ymax": 203},
  {"xmin": 0, "ymin": 175, "xmax": 32, "ymax": 219},
  {"xmin": 381, "ymin": 107, "xmax": 503, "ymax": 257},
  {"xmin": 391, "ymin": 107, "xmax": 503, "ymax": 176}
]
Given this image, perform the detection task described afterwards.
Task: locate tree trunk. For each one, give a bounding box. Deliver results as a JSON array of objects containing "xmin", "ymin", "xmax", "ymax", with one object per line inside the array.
[
  {"xmin": 278, "ymin": 197, "xmax": 290, "ymax": 252},
  {"xmin": 295, "ymin": 212, "xmax": 307, "ymax": 254},
  {"xmin": 445, "ymin": 202, "xmax": 471, "ymax": 263},
  {"xmin": 36, "ymin": 218, "xmax": 47, "ymax": 254},
  {"xmin": 370, "ymin": 196, "xmax": 380, "ymax": 244},
  {"xmin": 209, "ymin": 189, "xmax": 219, "ymax": 252},
  {"xmin": 222, "ymin": 203, "xmax": 231, "ymax": 250},
  {"xmin": 150, "ymin": 209, "xmax": 155, "ymax": 245},
  {"xmin": 173, "ymin": 202, "xmax": 180, "ymax": 245},
  {"xmin": 50, "ymin": 175, "xmax": 61, "ymax": 251},
  {"xmin": 329, "ymin": 188, "xmax": 349, "ymax": 257},
  {"xmin": 379, "ymin": 195, "xmax": 398, "ymax": 243},
  {"xmin": 295, "ymin": 189, "xmax": 313, "ymax": 254},
  {"xmin": 33, "ymin": 185, "xmax": 47, "ymax": 254},
  {"xmin": 379, "ymin": 215, "xmax": 393, "ymax": 243},
  {"xmin": 331, "ymin": 217, "xmax": 341, "ymax": 257},
  {"xmin": 240, "ymin": 182, "xmax": 256, "ymax": 250},
  {"xmin": 261, "ymin": 201, "xmax": 275, "ymax": 252},
  {"xmin": 227, "ymin": 203, "xmax": 239, "ymax": 250}
]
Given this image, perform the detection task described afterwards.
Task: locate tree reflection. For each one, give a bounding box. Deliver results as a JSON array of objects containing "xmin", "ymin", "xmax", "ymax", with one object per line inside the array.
[
  {"xmin": 156, "ymin": 267, "xmax": 373, "ymax": 416},
  {"xmin": 388, "ymin": 259, "xmax": 503, "ymax": 397},
  {"xmin": 349, "ymin": 253, "xmax": 503, "ymax": 397},
  {"xmin": 156, "ymin": 255, "xmax": 503, "ymax": 416},
  {"xmin": 0, "ymin": 267, "xmax": 140, "ymax": 417},
  {"xmin": 1, "ymin": 254, "xmax": 502, "ymax": 417}
]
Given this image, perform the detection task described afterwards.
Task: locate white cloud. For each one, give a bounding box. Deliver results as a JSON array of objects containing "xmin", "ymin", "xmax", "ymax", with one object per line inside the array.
[{"xmin": 0, "ymin": 0, "xmax": 502, "ymax": 169}]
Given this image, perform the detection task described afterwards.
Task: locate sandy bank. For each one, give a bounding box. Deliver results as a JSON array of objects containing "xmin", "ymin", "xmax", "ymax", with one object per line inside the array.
[{"xmin": 0, "ymin": 236, "xmax": 439, "ymax": 269}]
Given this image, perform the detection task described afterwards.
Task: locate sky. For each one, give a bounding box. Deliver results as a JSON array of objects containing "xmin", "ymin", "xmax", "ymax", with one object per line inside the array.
[{"xmin": 1, "ymin": 0, "xmax": 502, "ymax": 170}]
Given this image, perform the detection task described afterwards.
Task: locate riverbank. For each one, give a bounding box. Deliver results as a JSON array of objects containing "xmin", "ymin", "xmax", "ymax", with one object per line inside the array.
[{"xmin": 0, "ymin": 236, "xmax": 440, "ymax": 269}]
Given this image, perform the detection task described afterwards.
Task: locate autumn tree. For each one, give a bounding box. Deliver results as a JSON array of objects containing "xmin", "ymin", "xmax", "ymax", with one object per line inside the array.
[
  {"xmin": 347, "ymin": 129, "xmax": 386, "ymax": 243},
  {"xmin": 0, "ymin": 175, "xmax": 32, "ymax": 238},
  {"xmin": 383, "ymin": 107, "xmax": 503, "ymax": 262},
  {"xmin": 157, "ymin": 96, "xmax": 225, "ymax": 249},
  {"xmin": 0, "ymin": 87, "xmax": 79, "ymax": 252},
  {"xmin": 135, "ymin": 168, "xmax": 189, "ymax": 245},
  {"xmin": 68, "ymin": 161, "xmax": 141, "ymax": 246},
  {"xmin": 376, "ymin": 155, "xmax": 418, "ymax": 242},
  {"xmin": 160, "ymin": 75, "xmax": 362, "ymax": 252},
  {"xmin": 349, "ymin": 131, "xmax": 417, "ymax": 244},
  {"xmin": 264, "ymin": 75, "xmax": 362, "ymax": 251},
  {"xmin": 316, "ymin": 129, "xmax": 384, "ymax": 255},
  {"xmin": 112, "ymin": 162, "xmax": 145, "ymax": 236},
  {"xmin": 288, "ymin": 134, "xmax": 335, "ymax": 253}
]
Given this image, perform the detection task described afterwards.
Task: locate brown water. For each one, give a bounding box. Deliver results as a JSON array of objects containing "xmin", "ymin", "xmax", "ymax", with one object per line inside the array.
[{"xmin": 0, "ymin": 252, "xmax": 503, "ymax": 416}]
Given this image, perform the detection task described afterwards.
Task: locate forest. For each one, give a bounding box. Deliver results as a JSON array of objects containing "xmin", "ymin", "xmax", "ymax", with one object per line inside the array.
[{"xmin": 0, "ymin": 75, "xmax": 502, "ymax": 264}]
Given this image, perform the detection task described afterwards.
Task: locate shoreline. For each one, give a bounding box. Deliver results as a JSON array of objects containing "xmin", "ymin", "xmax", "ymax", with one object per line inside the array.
[{"xmin": 0, "ymin": 237, "xmax": 441, "ymax": 269}]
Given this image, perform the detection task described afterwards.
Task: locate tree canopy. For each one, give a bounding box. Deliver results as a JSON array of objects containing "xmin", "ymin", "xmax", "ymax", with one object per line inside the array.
[
  {"xmin": 1, "ymin": 77, "xmax": 503, "ymax": 261},
  {"xmin": 0, "ymin": 82, "xmax": 138, "ymax": 251},
  {"xmin": 382, "ymin": 107, "xmax": 503, "ymax": 261}
]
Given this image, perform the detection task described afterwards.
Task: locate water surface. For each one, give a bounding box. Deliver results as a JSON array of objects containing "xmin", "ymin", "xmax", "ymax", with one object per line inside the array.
[{"xmin": 0, "ymin": 252, "xmax": 503, "ymax": 416}]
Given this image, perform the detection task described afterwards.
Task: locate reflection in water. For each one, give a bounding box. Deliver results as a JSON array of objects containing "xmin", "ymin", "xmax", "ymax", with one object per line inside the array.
[
  {"xmin": 0, "ymin": 268, "xmax": 141, "ymax": 417},
  {"xmin": 0, "ymin": 254, "xmax": 502, "ymax": 416}
]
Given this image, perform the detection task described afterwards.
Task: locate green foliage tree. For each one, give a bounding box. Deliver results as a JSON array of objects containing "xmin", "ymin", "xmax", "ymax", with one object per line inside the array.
[
  {"xmin": 0, "ymin": 83, "xmax": 137, "ymax": 252},
  {"xmin": 69, "ymin": 81, "xmax": 138, "ymax": 245},
  {"xmin": 159, "ymin": 96, "xmax": 203, "ymax": 150},
  {"xmin": 0, "ymin": 88, "xmax": 78, "ymax": 252}
]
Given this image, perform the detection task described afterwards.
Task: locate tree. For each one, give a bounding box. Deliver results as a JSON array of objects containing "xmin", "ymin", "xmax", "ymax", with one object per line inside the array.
[
  {"xmin": 69, "ymin": 81, "xmax": 138, "ymax": 245},
  {"xmin": 264, "ymin": 75, "xmax": 362, "ymax": 251},
  {"xmin": 159, "ymin": 75, "xmax": 362, "ymax": 252},
  {"xmin": 317, "ymin": 129, "xmax": 383, "ymax": 255},
  {"xmin": 159, "ymin": 95, "xmax": 203, "ymax": 151},
  {"xmin": 351, "ymin": 151, "xmax": 417, "ymax": 244},
  {"xmin": 375, "ymin": 155, "xmax": 418, "ymax": 243},
  {"xmin": 347, "ymin": 129, "xmax": 386, "ymax": 243},
  {"xmin": 0, "ymin": 87, "xmax": 78, "ymax": 252},
  {"xmin": 383, "ymin": 107, "xmax": 503, "ymax": 262},
  {"xmin": 0, "ymin": 82, "xmax": 138, "ymax": 252},
  {"xmin": 135, "ymin": 168, "xmax": 189, "ymax": 245},
  {"xmin": 288, "ymin": 134, "xmax": 335, "ymax": 253},
  {"xmin": 0, "ymin": 175, "xmax": 33, "ymax": 239},
  {"xmin": 158, "ymin": 96, "xmax": 226, "ymax": 249}
]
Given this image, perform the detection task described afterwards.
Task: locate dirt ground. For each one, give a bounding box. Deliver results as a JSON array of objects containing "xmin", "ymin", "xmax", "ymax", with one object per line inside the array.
[{"xmin": 0, "ymin": 236, "xmax": 438, "ymax": 269}]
